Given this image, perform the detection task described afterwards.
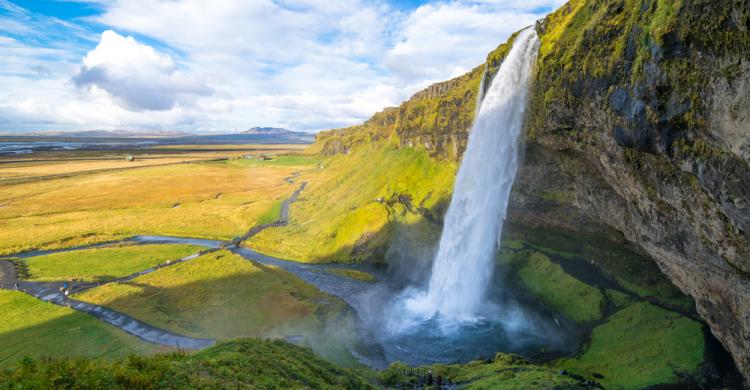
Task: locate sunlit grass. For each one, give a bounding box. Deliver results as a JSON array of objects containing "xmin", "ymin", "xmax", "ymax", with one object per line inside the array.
[
  {"xmin": 0, "ymin": 158, "xmax": 311, "ymax": 255},
  {"xmin": 0, "ymin": 155, "xmax": 216, "ymax": 180},
  {"xmin": 23, "ymin": 244, "xmax": 203, "ymax": 283},
  {"xmin": 247, "ymin": 146, "xmax": 456, "ymax": 263},
  {"xmin": 327, "ymin": 268, "xmax": 376, "ymax": 282}
]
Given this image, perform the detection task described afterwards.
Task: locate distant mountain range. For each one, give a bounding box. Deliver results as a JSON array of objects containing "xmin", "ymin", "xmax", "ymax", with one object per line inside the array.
[
  {"xmin": 4, "ymin": 127, "xmax": 316, "ymax": 145},
  {"xmin": 243, "ymin": 127, "xmax": 295, "ymax": 135}
]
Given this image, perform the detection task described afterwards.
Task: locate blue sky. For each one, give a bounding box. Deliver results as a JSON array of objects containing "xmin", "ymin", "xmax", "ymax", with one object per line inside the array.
[{"xmin": 0, "ymin": 0, "xmax": 565, "ymax": 133}]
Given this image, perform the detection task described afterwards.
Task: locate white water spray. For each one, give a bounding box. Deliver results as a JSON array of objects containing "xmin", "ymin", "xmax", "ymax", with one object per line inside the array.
[{"xmin": 391, "ymin": 28, "xmax": 539, "ymax": 331}]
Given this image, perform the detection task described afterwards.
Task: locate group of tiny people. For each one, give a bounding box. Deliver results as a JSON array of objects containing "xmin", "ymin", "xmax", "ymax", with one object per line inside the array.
[{"xmin": 402, "ymin": 367, "xmax": 456, "ymax": 389}]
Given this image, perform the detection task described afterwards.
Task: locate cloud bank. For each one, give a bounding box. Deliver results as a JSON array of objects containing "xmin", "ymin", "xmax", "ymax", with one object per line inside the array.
[{"xmin": 0, "ymin": 0, "xmax": 565, "ymax": 132}]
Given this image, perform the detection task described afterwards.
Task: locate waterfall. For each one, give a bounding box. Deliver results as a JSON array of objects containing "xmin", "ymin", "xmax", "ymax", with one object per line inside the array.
[{"xmin": 391, "ymin": 28, "xmax": 539, "ymax": 331}]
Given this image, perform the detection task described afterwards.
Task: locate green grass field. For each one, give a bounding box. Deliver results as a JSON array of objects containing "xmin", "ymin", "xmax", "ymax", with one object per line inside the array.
[
  {"xmin": 74, "ymin": 250, "xmax": 345, "ymax": 339},
  {"xmin": 0, "ymin": 290, "xmax": 158, "ymax": 369},
  {"xmin": 22, "ymin": 244, "xmax": 203, "ymax": 283},
  {"xmin": 74, "ymin": 250, "xmax": 361, "ymax": 365}
]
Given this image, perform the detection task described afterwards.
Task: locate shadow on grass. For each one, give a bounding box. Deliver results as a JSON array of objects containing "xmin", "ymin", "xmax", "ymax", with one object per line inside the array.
[
  {"xmin": 71, "ymin": 261, "xmax": 367, "ymax": 367},
  {"xmin": 0, "ymin": 296, "xmax": 164, "ymax": 369}
]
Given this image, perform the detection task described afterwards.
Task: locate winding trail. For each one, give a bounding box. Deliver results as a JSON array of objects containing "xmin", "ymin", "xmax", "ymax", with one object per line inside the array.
[{"xmin": 0, "ymin": 180, "xmax": 311, "ymax": 350}]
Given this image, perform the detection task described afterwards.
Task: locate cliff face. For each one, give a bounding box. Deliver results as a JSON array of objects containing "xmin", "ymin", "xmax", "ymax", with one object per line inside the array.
[
  {"xmin": 523, "ymin": 0, "xmax": 750, "ymax": 379},
  {"xmin": 310, "ymin": 0, "xmax": 750, "ymax": 380},
  {"xmin": 311, "ymin": 36, "xmax": 520, "ymax": 161}
]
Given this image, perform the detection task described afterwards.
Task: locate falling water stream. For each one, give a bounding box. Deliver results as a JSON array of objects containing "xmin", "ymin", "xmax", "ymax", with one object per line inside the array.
[{"xmin": 390, "ymin": 28, "xmax": 540, "ymax": 333}]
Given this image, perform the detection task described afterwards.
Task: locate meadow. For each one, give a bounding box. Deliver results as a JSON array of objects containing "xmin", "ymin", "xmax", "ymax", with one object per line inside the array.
[
  {"xmin": 0, "ymin": 153, "xmax": 316, "ymax": 255},
  {"xmin": 22, "ymin": 243, "xmax": 203, "ymax": 283},
  {"xmin": 73, "ymin": 250, "xmax": 359, "ymax": 365}
]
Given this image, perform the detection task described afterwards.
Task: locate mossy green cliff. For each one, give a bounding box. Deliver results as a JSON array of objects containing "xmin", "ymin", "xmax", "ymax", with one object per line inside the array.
[{"xmin": 524, "ymin": 0, "xmax": 750, "ymax": 380}]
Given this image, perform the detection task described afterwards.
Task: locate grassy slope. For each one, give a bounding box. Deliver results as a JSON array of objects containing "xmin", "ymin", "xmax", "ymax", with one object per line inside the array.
[
  {"xmin": 23, "ymin": 244, "xmax": 203, "ymax": 283},
  {"xmin": 256, "ymin": 200, "xmax": 283, "ymax": 225},
  {"xmin": 74, "ymin": 251, "xmax": 341, "ymax": 340},
  {"xmin": 0, "ymin": 291, "xmax": 158, "ymax": 369},
  {"xmin": 0, "ymin": 157, "xmax": 311, "ymax": 255},
  {"xmin": 0, "ymin": 339, "xmax": 373, "ymax": 389},
  {"xmin": 247, "ymin": 146, "xmax": 456, "ymax": 263}
]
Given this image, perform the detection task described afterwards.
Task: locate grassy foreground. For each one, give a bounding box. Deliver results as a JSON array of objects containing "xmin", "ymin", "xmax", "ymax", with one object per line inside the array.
[
  {"xmin": 380, "ymin": 354, "xmax": 581, "ymax": 389},
  {"xmin": 0, "ymin": 291, "xmax": 158, "ymax": 369},
  {"xmin": 23, "ymin": 244, "xmax": 203, "ymax": 283},
  {"xmin": 0, "ymin": 339, "xmax": 373, "ymax": 389}
]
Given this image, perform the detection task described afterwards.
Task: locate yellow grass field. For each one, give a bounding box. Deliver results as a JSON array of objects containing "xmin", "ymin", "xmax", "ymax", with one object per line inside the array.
[
  {"xmin": 0, "ymin": 157, "xmax": 314, "ymax": 255},
  {"xmin": 0, "ymin": 144, "xmax": 306, "ymax": 183},
  {"xmin": 0, "ymin": 156, "xmax": 215, "ymax": 180},
  {"xmin": 155, "ymin": 144, "xmax": 307, "ymax": 151}
]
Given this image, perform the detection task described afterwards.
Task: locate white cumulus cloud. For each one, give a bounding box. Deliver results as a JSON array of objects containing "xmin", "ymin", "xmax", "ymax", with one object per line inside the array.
[{"xmin": 72, "ymin": 30, "xmax": 212, "ymax": 111}]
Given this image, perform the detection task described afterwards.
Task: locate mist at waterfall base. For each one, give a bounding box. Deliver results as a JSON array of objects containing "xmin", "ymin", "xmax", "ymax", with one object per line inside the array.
[{"xmin": 343, "ymin": 29, "xmax": 577, "ymax": 366}]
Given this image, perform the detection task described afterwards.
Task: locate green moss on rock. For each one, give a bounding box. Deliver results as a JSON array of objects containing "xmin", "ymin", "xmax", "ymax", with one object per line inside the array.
[
  {"xmin": 380, "ymin": 354, "xmax": 581, "ymax": 389},
  {"xmin": 501, "ymin": 250, "xmax": 604, "ymax": 323},
  {"xmin": 558, "ymin": 302, "xmax": 705, "ymax": 390}
]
